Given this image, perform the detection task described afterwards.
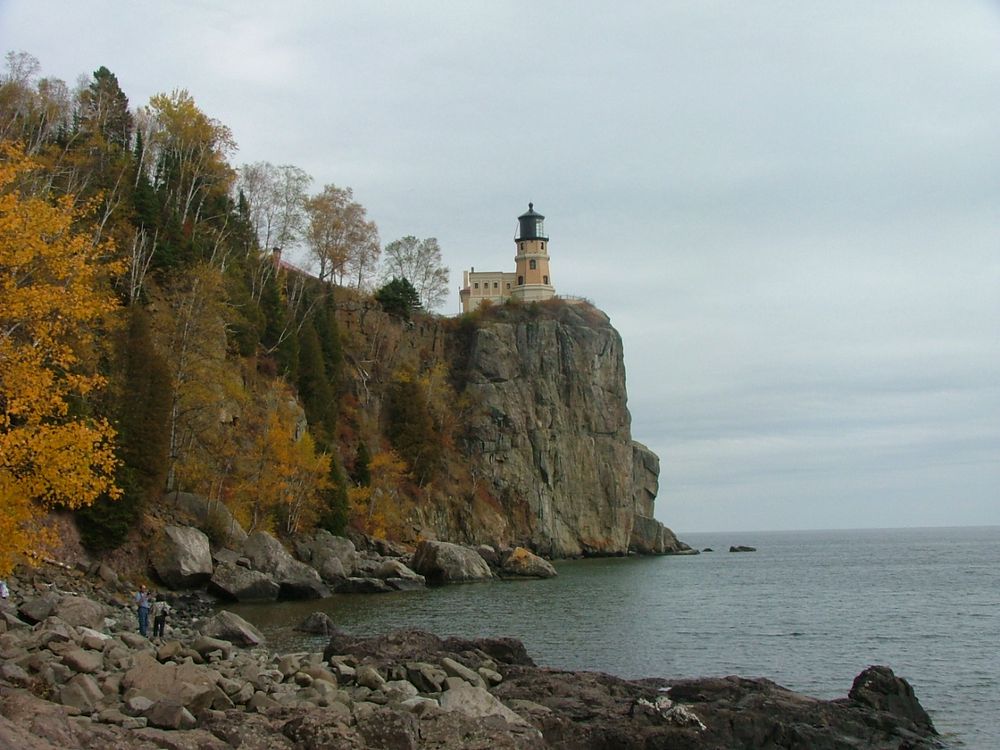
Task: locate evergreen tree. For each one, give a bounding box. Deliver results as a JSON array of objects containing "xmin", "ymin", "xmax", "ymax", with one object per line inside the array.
[{"xmin": 375, "ymin": 277, "xmax": 421, "ymax": 320}]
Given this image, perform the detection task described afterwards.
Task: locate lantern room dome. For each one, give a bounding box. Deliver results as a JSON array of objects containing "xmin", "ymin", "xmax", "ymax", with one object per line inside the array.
[{"xmin": 517, "ymin": 202, "xmax": 547, "ymax": 241}]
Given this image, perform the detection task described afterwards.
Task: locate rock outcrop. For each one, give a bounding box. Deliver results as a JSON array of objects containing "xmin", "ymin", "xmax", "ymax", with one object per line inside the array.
[{"xmin": 450, "ymin": 304, "xmax": 682, "ymax": 557}]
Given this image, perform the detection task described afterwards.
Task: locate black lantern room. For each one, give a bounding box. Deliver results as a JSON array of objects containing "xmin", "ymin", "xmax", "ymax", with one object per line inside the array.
[{"xmin": 517, "ymin": 203, "xmax": 547, "ymax": 241}]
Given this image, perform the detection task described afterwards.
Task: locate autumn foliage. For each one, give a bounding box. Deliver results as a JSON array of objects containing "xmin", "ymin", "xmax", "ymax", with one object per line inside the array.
[{"xmin": 0, "ymin": 144, "xmax": 121, "ymax": 574}]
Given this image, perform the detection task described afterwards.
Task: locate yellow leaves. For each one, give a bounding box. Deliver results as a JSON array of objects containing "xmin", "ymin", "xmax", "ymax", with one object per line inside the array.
[
  {"xmin": 0, "ymin": 143, "xmax": 121, "ymax": 575},
  {"xmin": 229, "ymin": 385, "xmax": 331, "ymax": 536},
  {"xmin": 349, "ymin": 449, "xmax": 407, "ymax": 539}
]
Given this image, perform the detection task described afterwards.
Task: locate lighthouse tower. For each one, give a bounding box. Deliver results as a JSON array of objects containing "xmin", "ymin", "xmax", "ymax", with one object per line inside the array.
[{"xmin": 510, "ymin": 203, "xmax": 555, "ymax": 303}]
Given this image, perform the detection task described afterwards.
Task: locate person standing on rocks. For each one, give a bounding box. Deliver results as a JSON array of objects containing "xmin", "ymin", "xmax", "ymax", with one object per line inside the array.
[
  {"xmin": 134, "ymin": 584, "xmax": 151, "ymax": 636},
  {"xmin": 0, "ymin": 579, "xmax": 8, "ymax": 600},
  {"xmin": 151, "ymin": 594, "xmax": 171, "ymax": 639}
]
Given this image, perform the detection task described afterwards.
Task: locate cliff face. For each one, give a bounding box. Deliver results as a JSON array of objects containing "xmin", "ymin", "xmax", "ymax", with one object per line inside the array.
[
  {"xmin": 449, "ymin": 303, "xmax": 681, "ymax": 557},
  {"xmin": 332, "ymin": 297, "xmax": 681, "ymax": 557}
]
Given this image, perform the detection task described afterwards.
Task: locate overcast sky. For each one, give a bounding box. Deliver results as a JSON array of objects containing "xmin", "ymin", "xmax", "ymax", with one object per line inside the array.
[{"xmin": 4, "ymin": 1, "xmax": 998, "ymax": 533}]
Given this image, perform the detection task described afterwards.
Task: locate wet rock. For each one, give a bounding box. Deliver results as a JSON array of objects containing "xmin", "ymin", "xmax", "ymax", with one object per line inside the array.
[
  {"xmin": 294, "ymin": 611, "xmax": 340, "ymax": 635},
  {"xmin": 333, "ymin": 576, "xmax": 395, "ymax": 594},
  {"xmin": 729, "ymin": 545, "xmax": 757, "ymax": 552},
  {"xmin": 849, "ymin": 664, "xmax": 936, "ymax": 734}
]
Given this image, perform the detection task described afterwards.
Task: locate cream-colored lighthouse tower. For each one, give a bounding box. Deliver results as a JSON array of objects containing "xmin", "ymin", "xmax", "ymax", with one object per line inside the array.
[{"xmin": 509, "ymin": 203, "xmax": 555, "ymax": 303}]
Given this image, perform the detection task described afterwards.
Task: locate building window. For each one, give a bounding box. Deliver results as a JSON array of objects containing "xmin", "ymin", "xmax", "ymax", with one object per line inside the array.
[
  {"xmin": 529, "ymin": 259, "xmax": 537, "ymax": 270},
  {"xmin": 520, "ymin": 242, "xmax": 524, "ymax": 251},
  {"xmin": 493, "ymin": 282, "xmax": 498, "ymax": 288},
  {"xmin": 506, "ymin": 283, "xmax": 510, "ymax": 289},
  {"xmin": 474, "ymin": 282, "xmax": 479, "ymax": 289},
  {"xmin": 541, "ymin": 242, "xmax": 545, "ymax": 250},
  {"xmin": 517, "ymin": 275, "xmax": 524, "ymax": 285},
  {"xmin": 543, "ymin": 275, "xmax": 549, "ymax": 284}
]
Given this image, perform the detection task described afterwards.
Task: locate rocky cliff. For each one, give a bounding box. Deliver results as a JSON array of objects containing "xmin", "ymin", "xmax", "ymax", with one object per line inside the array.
[
  {"xmin": 332, "ymin": 297, "xmax": 684, "ymax": 558},
  {"xmin": 443, "ymin": 302, "xmax": 684, "ymax": 557}
]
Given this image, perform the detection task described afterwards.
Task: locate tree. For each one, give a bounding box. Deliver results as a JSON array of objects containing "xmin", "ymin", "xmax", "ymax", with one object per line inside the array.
[
  {"xmin": 381, "ymin": 235, "xmax": 450, "ymax": 311},
  {"xmin": 375, "ymin": 277, "xmax": 421, "ymax": 320},
  {"xmin": 0, "ymin": 144, "xmax": 121, "ymax": 574},
  {"xmin": 304, "ymin": 184, "xmax": 379, "ymax": 286},
  {"xmin": 236, "ymin": 161, "xmax": 311, "ymax": 254}
]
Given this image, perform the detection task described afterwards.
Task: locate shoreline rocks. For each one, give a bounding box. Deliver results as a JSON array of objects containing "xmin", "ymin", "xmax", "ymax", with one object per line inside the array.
[{"xmin": 0, "ymin": 576, "xmax": 942, "ymax": 749}]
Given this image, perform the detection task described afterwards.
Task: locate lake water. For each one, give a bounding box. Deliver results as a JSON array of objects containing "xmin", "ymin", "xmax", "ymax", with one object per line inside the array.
[{"xmin": 226, "ymin": 526, "xmax": 1000, "ymax": 748}]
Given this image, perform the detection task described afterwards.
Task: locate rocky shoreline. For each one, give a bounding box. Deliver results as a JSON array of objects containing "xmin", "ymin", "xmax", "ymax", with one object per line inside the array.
[{"xmin": 0, "ymin": 558, "xmax": 943, "ymax": 749}]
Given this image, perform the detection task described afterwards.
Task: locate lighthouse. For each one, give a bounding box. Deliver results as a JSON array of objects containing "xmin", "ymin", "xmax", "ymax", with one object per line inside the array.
[{"xmin": 510, "ymin": 203, "xmax": 555, "ymax": 303}]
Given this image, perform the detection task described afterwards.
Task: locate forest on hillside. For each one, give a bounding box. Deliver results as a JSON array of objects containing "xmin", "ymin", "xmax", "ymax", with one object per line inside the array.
[{"xmin": 0, "ymin": 52, "xmax": 517, "ymax": 575}]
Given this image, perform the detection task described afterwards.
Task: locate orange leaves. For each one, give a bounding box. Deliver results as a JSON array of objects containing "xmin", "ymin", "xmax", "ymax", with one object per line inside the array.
[{"xmin": 0, "ymin": 143, "xmax": 121, "ymax": 574}]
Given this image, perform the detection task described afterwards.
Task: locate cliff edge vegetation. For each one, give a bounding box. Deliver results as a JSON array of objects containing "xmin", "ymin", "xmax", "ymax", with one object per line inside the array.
[{"xmin": 0, "ymin": 53, "xmax": 683, "ymax": 575}]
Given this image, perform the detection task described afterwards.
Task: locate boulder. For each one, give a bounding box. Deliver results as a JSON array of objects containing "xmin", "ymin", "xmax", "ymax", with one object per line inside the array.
[
  {"xmin": 294, "ymin": 612, "xmax": 340, "ymax": 636},
  {"xmin": 144, "ymin": 699, "xmax": 197, "ymax": 730},
  {"xmin": 197, "ymin": 610, "xmax": 265, "ymax": 647},
  {"xmin": 242, "ymin": 531, "xmax": 330, "ymax": 599},
  {"xmin": 207, "ymin": 562, "xmax": 280, "ymax": 602},
  {"xmin": 53, "ymin": 595, "xmax": 107, "ymax": 629},
  {"xmin": 500, "ymin": 547, "xmax": 557, "ymax": 578},
  {"xmin": 334, "ymin": 577, "xmax": 395, "ymax": 594},
  {"xmin": 122, "ymin": 650, "xmax": 221, "ymax": 707},
  {"xmin": 151, "ymin": 525, "xmax": 214, "ymax": 589},
  {"xmin": 18, "ymin": 592, "xmax": 60, "ymax": 624},
  {"xmin": 729, "ymin": 545, "xmax": 757, "ymax": 552},
  {"xmin": 410, "ymin": 541, "xmax": 493, "ymax": 583},
  {"xmin": 61, "ymin": 647, "xmax": 103, "ymax": 674},
  {"xmin": 439, "ymin": 681, "xmax": 534, "ymax": 728},
  {"xmin": 848, "ymin": 665, "xmax": 936, "ymax": 734},
  {"xmin": 376, "ymin": 559, "xmax": 425, "ymax": 585},
  {"xmin": 58, "ymin": 673, "xmax": 103, "ymax": 713}
]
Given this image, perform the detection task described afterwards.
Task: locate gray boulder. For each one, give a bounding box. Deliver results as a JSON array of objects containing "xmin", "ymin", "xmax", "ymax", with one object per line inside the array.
[
  {"xmin": 410, "ymin": 541, "xmax": 493, "ymax": 583},
  {"xmin": 439, "ymin": 682, "xmax": 535, "ymax": 728},
  {"xmin": 242, "ymin": 531, "xmax": 330, "ymax": 599},
  {"xmin": 500, "ymin": 547, "xmax": 557, "ymax": 579},
  {"xmin": 151, "ymin": 525, "xmax": 214, "ymax": 589},
  {"xmin": 197, "ymin": 610, "xmax": 264, "ymax": 647},
  {"xmin": 376, "ymin": 559, "xmax": 425, "ymax": 585},
  {"xmin": 294, "ymin": 612, "xmax": 339, "ymax": 635},
  {"xmin": 18, "ymin": 592, "xmax": 60, "ymax": 624},
  {"xmin": 207, "ymin": 561, "xmax": 280, "ymax": 602},
  {"xmin": 53, "ymin": 595, "xmax": 108, "ymax": 629}
]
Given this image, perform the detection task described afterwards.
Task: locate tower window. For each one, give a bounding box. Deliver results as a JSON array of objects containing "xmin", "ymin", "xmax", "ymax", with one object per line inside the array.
[
  {"xmin": 541, "ymin": 242, "xmax": 545, "ymax": 250},
  {"xmin": 529, "ymin": 259, "xmax": 537, "ymax": 270},
  {"xmin": 544, "ymin": 275, "xmax": 549, "ymax": 284},
  {"xmin": 517, "ymin": 275, "xmax": 524, "ymax": 285},
  {"xmin": 520, "ymin": 242, "xmax": 524, "ymax": 251}
]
